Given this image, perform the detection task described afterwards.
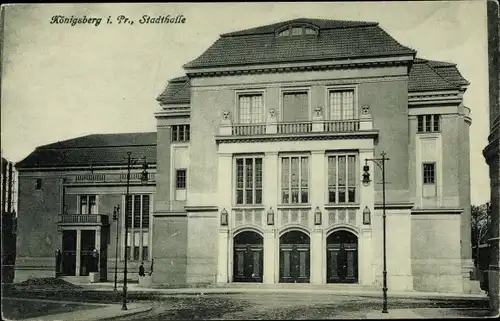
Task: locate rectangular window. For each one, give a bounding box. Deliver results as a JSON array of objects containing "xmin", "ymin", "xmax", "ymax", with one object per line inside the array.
[
  {"xmin": 238, "ymin": 94, "xmax": 263, "ymax": 124},
  {"xmin": 282, "ymin": 91, "xmax": 309, "ymax": 122},
  {"xmin": 423, "ymin": 163, "xmax": 436, "ymax": 184},
  {"xmin": 291, "ymin": 27, "xmax": 303, "ymax": 36},
  {"xmin": 235, "ymin": 157, "xmax": 263, "ymax": 205},
  {"xmin": 171, "ymin": 124, "xmax": 190, "ymax": 142},
  {"xmin": 328, "ymin": 155, "xmax": 357, "ymax": 204},
  {"xmin": 417, "ymin": 115, "xmax": 441, "ymax": 133},
  {"xmin": 176, "ymin": 169, "xmax": 187, "ymax": 189},
  {"xmin": 35, "ymin": 179, "xmax": 42, "ymax": 190},
  {"xmin": 124, "ymin": 194, "xmax": 150, "ymax": 261},
  {"xmin": 281, "ymin": 156, "xmax": 309, "ymax": 204},
  {"xmin": 79, "ymin": 195, "xmax": 97, "ymax": 214},
  {"xmin": 328, "ymin": 90, "xmax": 356, "ymax": 120}
]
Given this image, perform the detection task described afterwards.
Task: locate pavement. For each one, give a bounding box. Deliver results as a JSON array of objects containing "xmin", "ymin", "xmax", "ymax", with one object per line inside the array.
[
  {"xmin": 7, "ymin": 281, "xmax": 489, "ymax": 320},
  {"xmin": 10, "ymin": 299, "xmax": 152, "ymax": 321}
]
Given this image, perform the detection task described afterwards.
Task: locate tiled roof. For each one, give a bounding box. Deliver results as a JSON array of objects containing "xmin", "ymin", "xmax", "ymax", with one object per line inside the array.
[
  {"xmin": 156, "ymin": 76, "xmax": 190, "ymax": 105},
  {"xmin": 16, "ymin": 132, "xmax": 157, "ymax": 169},
  {"xmin": 184, "ymin": 18, "xmax": 415, "ymax": 69},
  {"xmin": 409, "ymin": 59, "xmax": 467, "ymax": 92}
]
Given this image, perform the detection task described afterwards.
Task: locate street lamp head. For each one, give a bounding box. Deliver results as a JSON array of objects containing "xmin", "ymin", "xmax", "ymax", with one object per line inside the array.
[
  {"xmin": 363, "ymin": 206, "xmax": 371, "ymax": 225},
  {"xmin": 220, "ymin": 208, "xmax": 228, "ymax": 226},
  {"xmin": 113, "ymin": 205, "xmax": 120, "ymax": 221},
  {"xmin": 362, "ymin": 164, "xmax": 371, "ymax": 186}
]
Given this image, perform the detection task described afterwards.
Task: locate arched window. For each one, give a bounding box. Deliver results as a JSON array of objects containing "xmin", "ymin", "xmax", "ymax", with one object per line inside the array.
[{"xmin": 277, "ymin": 25, "xmax": 318, "ymax": 37}]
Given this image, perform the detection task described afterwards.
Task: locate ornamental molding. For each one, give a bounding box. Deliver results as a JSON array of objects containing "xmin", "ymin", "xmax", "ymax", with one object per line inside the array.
[
  {"xmin": 215, "ymin": 130, "xmax": 379, "ymax": 144},
  {"xmin": 184, "ymin": 205, "xmax": 219, "ymax": 212},
  {"xmin": 186, "ymin": 59, "xmax": 411, "ymax": 78},
  {"xmin": 155, "ymin": 109, "xmax": 190, "ymax": 119},
  {"xmin": 410, "ymin": 207, "xmax": 463, "ymax": 215},
  {"xmin": 153, "ymin": 211, "xmax": 187, "ymax": 217}
]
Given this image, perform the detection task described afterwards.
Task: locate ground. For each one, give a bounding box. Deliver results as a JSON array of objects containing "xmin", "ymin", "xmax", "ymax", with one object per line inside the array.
[{"xmin": 1, "ymin": 279, "xmax": 492, "ymax": 320}]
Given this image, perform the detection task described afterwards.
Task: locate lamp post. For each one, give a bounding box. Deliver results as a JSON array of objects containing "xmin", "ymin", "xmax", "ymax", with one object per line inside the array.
[
  {"xmin": 122, "ymin": 151, "xmax": 149, "ymax": 311},
  {"xmin": 112, "ymin": 205, "xmax": 120, "ymax": 291},
  {"xmin": 364, "ymin": 151, "xmax": 390, "ymax": 314}
]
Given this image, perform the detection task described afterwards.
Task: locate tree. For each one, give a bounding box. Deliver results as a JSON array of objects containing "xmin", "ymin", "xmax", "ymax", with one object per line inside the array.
[{"xmin": 471, "ymin": 202, "xmax": 491, "ymax": 260}]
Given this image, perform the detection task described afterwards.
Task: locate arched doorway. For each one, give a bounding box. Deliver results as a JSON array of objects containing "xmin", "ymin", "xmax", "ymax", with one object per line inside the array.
[
  {"xmin": 326, "ymin": 230, "xmax": 358, "ymax": 283},
  {"xmin": 233, "ymin": 231, "xmax": 263, "ymax": 282},
  {"xmin": 279, "ymin": 230, "xmax": 310, "ymax": 283}
]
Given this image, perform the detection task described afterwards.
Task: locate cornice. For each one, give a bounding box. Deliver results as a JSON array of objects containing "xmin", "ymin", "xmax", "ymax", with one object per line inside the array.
[
  {"xmin": 374, "ymin": 202, "xmax": 414, "ymax": 210},
  {"xmin": 155, "ymin": 109, "xmax": 190, "ymax": 119},
  {"xmin": 215, "ymin": 130, "xmax": 379, "ymax": 144},
  {"xmin": 16, "ymin": 164, "xmax": 157, "ymax": 173},
  {"xmin": 411, "ymin": 208, "xmax": 463, "ymax": 215},
  {"xmin": 184, "ymin": 205, "xmax": 219, "ymax": 212},
  {"xmin": 185, "ymin": 58, "xmax": 412, "ymax": 78},
  {"xmin": 153, "ymin": 211, "xmax": 187, "ymax": 217}
]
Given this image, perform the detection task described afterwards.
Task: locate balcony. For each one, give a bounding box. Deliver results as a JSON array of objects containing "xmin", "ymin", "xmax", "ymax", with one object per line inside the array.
[
  {"xmin": 217, "ymin": 106, "xmax": 376, "ymax": 143},
  {"xmin": 64, "ymin": 172, "xmax": 156, "ymax": 185},
  {"xmin": 58, "ymin": 214, "xmax": 110, "ymax": 226}
]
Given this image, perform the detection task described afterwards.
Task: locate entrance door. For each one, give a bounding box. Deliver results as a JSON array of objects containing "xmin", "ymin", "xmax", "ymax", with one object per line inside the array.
[
  {"xmin": 62, "ymin": 230, "xmax": 77, "ymax": 276},
  {"xmin": 279, "ymin": 231, "xmax": 310, "ymax": 283},
  {"xmin": 233, "ymin": 231, "xmax": 263, "ymax": 282},
  {"xmin": 327, "ymin": 230, "xmax": 358, "ymax": 283},
  {"xmin": 80, "ymin": 230, "xmax": 96, "ymax": 276}
]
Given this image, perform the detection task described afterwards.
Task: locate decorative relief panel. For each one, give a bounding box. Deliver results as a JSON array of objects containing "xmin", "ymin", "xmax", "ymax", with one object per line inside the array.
[
  {"xmin": 279, "ymin": 209, "xmax": 311, "ymax": 227},
  {"xmin": 233, "ymin": 209, "xmax": 264, "ymax": 227},
  {"xmin": 327, "ymin": 208, "xmax": 358, "ymax": 227}
]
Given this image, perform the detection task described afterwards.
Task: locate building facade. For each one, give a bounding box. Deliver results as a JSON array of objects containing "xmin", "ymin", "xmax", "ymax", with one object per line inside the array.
[
  {"xmin": 15, "ymin": 18, "xmax": 480, "ymax": 294},
  {"xmin": 483, "ymin": 1, "xmax": 500, "ymax": 314},
  {"xmin": 14, "ymin": 133, "xmax": 156, "ymax": 282}
]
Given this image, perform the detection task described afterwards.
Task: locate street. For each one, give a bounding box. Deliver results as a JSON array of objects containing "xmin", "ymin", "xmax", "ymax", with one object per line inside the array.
[{"xmin": 111, "ymin": 293, "xmax": 490, "ymax": 320}]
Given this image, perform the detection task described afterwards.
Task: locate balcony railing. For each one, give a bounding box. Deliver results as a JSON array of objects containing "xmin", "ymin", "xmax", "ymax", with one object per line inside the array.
[
  {"xmin": 324, "ymin": 120, "xmax": 360, "ymax": 132},
  {"xmin": 66, "ymin": 173, "xmax": 156, "ymax": 184},
  {"xmin": 278, "ymin": 122, "xmax": 313, "ymax": 134},
  {"xmin": 58, "ymin": 214, "xmax": 109, "ymax": 225},
  {"xmin": 232, "ymin": 124, "xmax": 266, "ymax": 136}
]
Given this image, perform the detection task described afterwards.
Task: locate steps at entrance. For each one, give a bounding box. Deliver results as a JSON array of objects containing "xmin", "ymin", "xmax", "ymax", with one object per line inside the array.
[{"xmin": 210, "ymin": 282, "xmax": 379, "ymax": 292}]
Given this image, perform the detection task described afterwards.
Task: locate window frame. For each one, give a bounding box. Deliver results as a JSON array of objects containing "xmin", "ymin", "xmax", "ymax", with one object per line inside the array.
[
  {"xmin": 325, "ymin": 85, "xmax": 358, "ymax": 121},
  {"xmin": 417, "ymin": 114, "xmax": 441, "ymax": 133},
  {"xmin": 326, "ymin": 153, "xmax": 358, "ymax": 205},
  {"xmin": 279, "ymin": 87, "xmax": 311, "ymax": 122},
  {"xmin": 175, "ymin": 169, "xmax": 187, "ymax": 190},
  {"xmin": 233, "ymin": 155, "xmax": 264, "ymax": 206},
  {"xmin": 279, "ymin": 154, "xmax": 310, "ymax": 205},
  {"xmin": 276, "ymin": 25, "xmax": 318, "ymax": 37},
  {"xmin": 35, "ymin": 178, "xmax": 42, "ymax": 190},
  {"xmin": 234, "ymin": 89, "xmax": 266, "ymax": 125},
  {"xmin": 422, "ymin": 162, "xmax": 436, "ymax": 185},
  {"xmin": 78, "ymin": 195, "xmax": 98, "ymax": 215},
  {"xmin": 171, "ymin": 124, "xmax": 190, "ymax": 142},
  {"xmin": 123, "ymin": 194, "xmax": 151, "ymax": 262}
]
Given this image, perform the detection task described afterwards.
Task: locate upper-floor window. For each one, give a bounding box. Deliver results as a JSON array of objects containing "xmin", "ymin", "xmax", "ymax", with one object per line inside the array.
[
  {"xmin": 235, "ymin": 157, "xmax": 263, "ymax": 205},
  {"xmin": 328, "ymin": 90, "xmax": 356, "ymax": 120},
  {"xmin": 282, "ymin": 91, "xmax": 309, "ymax": 122},
  {"xmin": 35, "ymin": 178, "xmax": 42, "ymax": 190},
  {"xmin": 172, "ymin": 124, "xmax": 190, "ymax": 142},
  {"xmin": 176, "ymin": 169, "xmax": 187, "ymax": 189},
  {"xmin": 277, "ymin": 26, "xmax": 318, "ymax": 37},
  {"xmin": 423, "ymin": 163, "xmax": 436, "ymax": 184},
  {"xmin": 281, "ymin": 155, "xmax": 309, "ymax": 204},
  {"xmin": 125, "ymin": 194, "xmax": 150, "ymax": 261},
  {"xmin": 327, "ymin": 155, "xmax": 357, "ymax": 204},
  {"xmin": 238, "ymin": 94, "xmax": 264, "ymax": 124},
  {"xmin": 79, "ymin": 195, "xmax": 97, "ymax": 214},
  {"xmin": 417, "ymin": 115, "xmax": 440, "ymax": 133}
]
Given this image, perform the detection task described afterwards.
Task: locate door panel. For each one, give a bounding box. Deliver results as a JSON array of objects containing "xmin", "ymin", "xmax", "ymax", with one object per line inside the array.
[
  {"xmin": 327, "ymin": 242, "xmax": 358, "ymax": 283},
  {"xmin": 62, "ymin": 230, "xmax": 77, "ymax": 276},
  {"xmin": 280, "ymin": 244, "xmax": 310, "ymax": 283},
  {"xmin": 233, "ymin": 244, "xmax": 263, "ymax": 282}
]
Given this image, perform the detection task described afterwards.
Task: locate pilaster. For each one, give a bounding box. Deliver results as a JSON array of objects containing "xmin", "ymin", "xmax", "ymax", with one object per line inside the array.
[
  {"xmin": 310, "ymin": 228, "xmax": 323, "ymax": 284},
  {"xmin": 217, "ymin": 153, "xmax": 233, "ymax": 223},
  {"xmin": 263, "ymin": 229, "xmax": 276, "ymax": 284},
  {"xmin": 264, "ymin": 152, "xmax": 279, "ymax": 212},
  {"xmin": 217, "ymin": 228, "xmax": 229, "ymax": 283},
  {"xmin": 310, "ymin": 150, "xmax": 326, "ymax": 211},
  {"xmin": 75, "ymin": 229, "xmax": 81, "ymax": 276}
]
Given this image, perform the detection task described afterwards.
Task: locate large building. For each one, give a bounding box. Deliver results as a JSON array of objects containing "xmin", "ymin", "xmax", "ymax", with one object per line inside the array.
[{"xmin": 15, "ymin": 18, "xmax": 481, "ymax": 293}]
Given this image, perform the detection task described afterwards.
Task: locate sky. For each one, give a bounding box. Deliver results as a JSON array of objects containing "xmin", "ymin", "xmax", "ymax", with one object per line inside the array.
[{"xmin": 0, "ymin": 1, "xmax": 491, "ymax": 205}]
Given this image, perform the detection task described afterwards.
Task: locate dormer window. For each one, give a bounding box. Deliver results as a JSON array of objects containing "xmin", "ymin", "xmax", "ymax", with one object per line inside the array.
[{"xmin": 277, "ymin": 25, "xmax": 318, "ymax": 37}]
